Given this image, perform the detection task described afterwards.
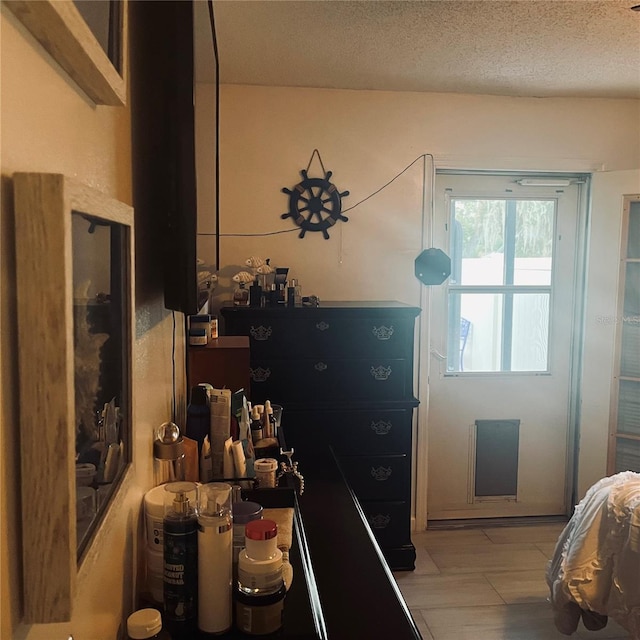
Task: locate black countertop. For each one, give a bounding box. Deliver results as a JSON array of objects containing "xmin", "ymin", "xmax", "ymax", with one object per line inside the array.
[{"xmin": 154, "ymin": 434, "xmax": 422, "ymax": 640}]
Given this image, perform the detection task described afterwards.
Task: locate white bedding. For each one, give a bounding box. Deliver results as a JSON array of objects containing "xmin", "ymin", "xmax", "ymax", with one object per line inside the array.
[{"xmin": 546, "ymin": 471, "xmax": 640, "ymax": 638}]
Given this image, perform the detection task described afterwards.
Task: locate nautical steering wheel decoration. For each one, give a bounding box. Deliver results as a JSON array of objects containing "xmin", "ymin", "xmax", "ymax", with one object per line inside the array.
[{"xmin": 281, "ymin": 150, "xmax": 350, "ymax": 239}]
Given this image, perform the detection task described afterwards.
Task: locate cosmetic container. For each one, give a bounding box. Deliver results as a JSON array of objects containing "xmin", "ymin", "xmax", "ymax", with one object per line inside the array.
[
  {"xmin": 250, "ymin": 405, "xmax": 263, "ymax": 443},
  {"xmin": 235, "ymin": 519, "xmax": 285, "ymax": 635},
  {"xmin": 196, "ymin": 483, "xmax": 233, "ymax": 635},
  {"xmin": 163, "ymin": 481, "xmax": 198, "ymax": 637},
  {"xmin": 233, "ymin": 281, "xmax": 249, "ymax": 306},
  {"xmin": 249, "ymin": 279, "xmax": 262, "ymax": 307},
  {"xmin": 254, "ymin": 458, "xmax": 278, "ymax": 489},
  {"xmin": 188, "ymin": 328, "xmax": 208, "ymax": 346},
  {"xmin": 153, "ymin": 422, "xmax": 185, "ymax": 486},
  {"xmin": 185, "ymin": 385, "xmax": 210, "ymax": 455},
  {"xmin": 231, "ymin": 501, "xmax": 263, "ymax": 580},
  {"xmin": 126, "ymin": 608, "xmax": 171, "ymax": 640}
]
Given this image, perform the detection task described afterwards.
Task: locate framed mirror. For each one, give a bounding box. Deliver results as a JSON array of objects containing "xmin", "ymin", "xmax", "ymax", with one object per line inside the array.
[
  {"xmin": 5, "ymin": 0, "xmax": 126, "ymax": 106},
  {"xmin": 13, "ymin": 173, "xmax": 134, "ymax": 623}
]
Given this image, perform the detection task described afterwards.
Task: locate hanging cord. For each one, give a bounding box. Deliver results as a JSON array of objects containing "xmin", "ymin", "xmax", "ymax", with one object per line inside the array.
[
  {"xmin": 171, "ymin": 310, "xmax": 177, "ymax": 424},
  {"xmin": 214, "ymin": 153, "xmax": 435, "ymax": 237},
  {"xmin": 208, "ymin": 0, "xmax": 221, "ymax": 271},
  {"xmin": 305, "ymin": 148, "xmax": 326, "ymax": 175}
]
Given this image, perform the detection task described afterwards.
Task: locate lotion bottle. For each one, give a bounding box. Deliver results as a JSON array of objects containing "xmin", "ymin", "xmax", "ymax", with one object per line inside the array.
[{"xmin": 196, "ymin": 483, "xmax": 233, "ymax": 635}]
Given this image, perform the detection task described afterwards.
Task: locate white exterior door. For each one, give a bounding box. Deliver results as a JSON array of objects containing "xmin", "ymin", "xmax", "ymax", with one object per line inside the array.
[{"xmin": 426, "ymin": 172, "xmax": 585, "ymax": 521}]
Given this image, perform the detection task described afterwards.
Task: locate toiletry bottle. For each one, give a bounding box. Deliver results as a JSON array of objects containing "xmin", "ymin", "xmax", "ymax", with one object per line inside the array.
[
  {"xmin": 163, "ymin": 481, "xmax": 198, "ymax": 638},
  {"xmin": 250, "ymin": 405, "xmax": 263, "ymax": 443},
  {"xmin": 126, "ymin": 608, "xmax": 171, "ymax": 640},
  {"xmin": 263, "ymin": 400, "xmax": 276, "ymax": 438},
  {"xmin": 185, "ymin": 385, "xmax": 210, "ymax": 457},
  {"xmin": 287, "ymin": 280, "xmax": 296, "ymax": 307},
  {"xmin": 153, "ymin": 422, "xmax": 185, "ymax": 486},
  {"xmin": 235, "ymin": 519, "xmax": 285, "ymax": 635},
  {"xmin": 196, "ymin": 483, "xmax": 233, "ymax": 635},
  {"xmin": 249, "ymin": 278, "xmax": 262, "ymax": 307}
]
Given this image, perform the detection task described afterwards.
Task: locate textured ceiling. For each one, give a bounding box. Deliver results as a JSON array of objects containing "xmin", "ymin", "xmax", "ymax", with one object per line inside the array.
[{"xmin": 196, "ymin": 0, "xmax": 640, "ymax": 99}]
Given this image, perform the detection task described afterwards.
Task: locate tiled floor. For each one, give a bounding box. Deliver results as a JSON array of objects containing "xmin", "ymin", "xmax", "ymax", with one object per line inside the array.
[{"xmin": 393, "ymin": 523, "xmax": 631, "ymax": 640}]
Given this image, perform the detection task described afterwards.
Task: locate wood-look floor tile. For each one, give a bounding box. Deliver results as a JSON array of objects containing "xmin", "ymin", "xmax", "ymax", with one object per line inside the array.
[
  {"xmin": 535, "ymin": 541, "xmax": 559, "ymax": 559},
  {"xmin": 482, "ymin": 524, "xmax": 566, "ymax": 545},
  {"xmin": 417, "ymin": 528, "xmax": 493, "ymax": 550},
  {"xmin": 399, "ymin": 573, "xmax": 505, "ymax": 609},
  {"xmin": 483, "ymin": 569, "xmax": 550, "ymax": 604},
  {"xmin": 412, "ymin": 544, "xmax": 441, "ymax": 575},
  {"xmin": 428, "ymin": 543, "xmax": 549, "ymax": 574},
  {"xmin": 409, "ymin": 609, "xmax": 435, "ymax": 640},
  {"xmin": 420, "ymin": 602, "xmax": 575, "ymax": 640}
]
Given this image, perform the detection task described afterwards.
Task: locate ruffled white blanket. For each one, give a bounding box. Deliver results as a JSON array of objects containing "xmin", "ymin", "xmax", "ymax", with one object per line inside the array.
[{"xmin": 546, "ymin": 471, "xmax": 640, "ymax": 638}]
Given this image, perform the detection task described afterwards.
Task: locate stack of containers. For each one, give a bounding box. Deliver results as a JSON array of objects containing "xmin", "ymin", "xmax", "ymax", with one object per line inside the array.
[{"xmin": 143, "ymin": 484, "xmax": 167, "ymax": 604}]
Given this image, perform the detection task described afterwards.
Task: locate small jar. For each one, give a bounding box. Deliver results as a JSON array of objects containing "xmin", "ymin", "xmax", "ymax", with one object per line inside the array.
[
  {"xmin": 188, "ymin": 328, "xmax": 207, "ymax": 346},
  {"xmin": 232, "ymin": 501, "xmax": 263, "ymax": 579},
  {"xmin": 254, "ymin": 458, "xmax": 278, "ymax": 488},
  {"xmin": 235, "ymin": 519, "xmax": 285, "ymax": 635},
  {"xmin": 126, "ymin": 608, "xmax": 171, "ymax": 640}
]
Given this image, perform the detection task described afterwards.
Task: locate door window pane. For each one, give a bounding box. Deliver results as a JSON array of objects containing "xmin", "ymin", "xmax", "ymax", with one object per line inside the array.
[
  {"xmin": 514, "ymin": 201, "xmax": 554, "ymax": 285},
  {"xmin": 448, "ymin": 196, "xmax": 555, "ymax": 373},
  {"xmin": 511, "ymin": 293, "xmax": 550, "ymax": 371},
  {"xmin": 452, "ymin": 200, "xmax": 505, "ymax": 286}
]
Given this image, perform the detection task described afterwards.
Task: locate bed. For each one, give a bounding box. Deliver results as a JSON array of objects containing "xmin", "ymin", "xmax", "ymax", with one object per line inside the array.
[{"xmin": 546, "ymin": 470, "xmax": 640, "ymax": 638}]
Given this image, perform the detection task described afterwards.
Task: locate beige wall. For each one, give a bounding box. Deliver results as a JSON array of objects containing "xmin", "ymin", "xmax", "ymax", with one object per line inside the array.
[
  {"xmin": 1, "ymin": 7, "xmax": 183, "ymax": 639},
  {"xmin": 1, "ymin": 7, "xmax": 638, "ymax": 637},
  {"xmin": 210, "ymin": 84, "xmax": 640, "ymax": 517}
]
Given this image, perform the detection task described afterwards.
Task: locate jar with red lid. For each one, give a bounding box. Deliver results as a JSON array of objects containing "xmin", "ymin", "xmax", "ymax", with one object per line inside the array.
[{"xmin": 235, "ymin": 519, "xmax": 285, "ymax": 634}]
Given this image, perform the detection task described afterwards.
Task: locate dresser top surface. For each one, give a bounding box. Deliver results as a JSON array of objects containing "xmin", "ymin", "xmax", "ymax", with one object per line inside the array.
[{"xmin": 221, "ymin": 300, "xmax": 421, "ymax": 317}]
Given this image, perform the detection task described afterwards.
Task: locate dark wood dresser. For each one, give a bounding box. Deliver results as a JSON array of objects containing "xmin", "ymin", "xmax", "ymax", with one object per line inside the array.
[{"xmin": 221, "ymin": 301, "xmax": 420, "ymax": 570}]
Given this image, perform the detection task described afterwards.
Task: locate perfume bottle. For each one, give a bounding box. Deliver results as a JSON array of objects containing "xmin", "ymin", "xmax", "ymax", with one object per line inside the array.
[
  {"xmin": 163, "ymin": 482, "xmax": 198, "ymax": 637},
  {"xmin": 233, "ymin": 281, "xmax": 249, "ymax": 306}
]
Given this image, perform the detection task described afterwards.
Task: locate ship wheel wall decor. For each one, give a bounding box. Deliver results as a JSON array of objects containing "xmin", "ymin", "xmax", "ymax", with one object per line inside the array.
[{"xmin": 281, "ymin": 169, "xmax": 350, "ymax": 239}]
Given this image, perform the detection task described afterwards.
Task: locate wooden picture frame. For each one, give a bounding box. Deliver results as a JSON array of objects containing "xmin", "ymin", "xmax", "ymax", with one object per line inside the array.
[
  {"xmin": 13, "ymin": 173, "xmax": 134, "ymax": 623},
  {"xmin": 5, "ymin": 0, "xmax": 126, "ymax": 106}
]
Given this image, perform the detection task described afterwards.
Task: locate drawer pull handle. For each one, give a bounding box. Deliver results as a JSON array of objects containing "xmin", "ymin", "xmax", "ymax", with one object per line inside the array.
[
  {"xmin": 250, "ymin": 367, "xmax": 271, "ymax": 383},
  {"xmin": 314, "ymin": 362, "xmax": 328, "ymax": 372},
  {"xmin": 372, "ymin": 325, "xmax": 394, "ymax": 340},
  {"xmin": 370, "ymin": 420, "xmax": 392, "ymax": 435},
  {"xmin": 370, "ymin": 514, "xmax": 391, "ymax": 529},
  {"xmin": 370, "ymin": 365, "xmax": 392, "ymax": 381},
  {"xmin": 250, "ymin": 325, "xmax": 272, "ymax": 341},
  {"xmin": 316, "ymin": 321, "xmax": 330, "ymax": 331},
  {"xmin": 371, "ymin": 466, "xmax": 392, "ymax": 481}
]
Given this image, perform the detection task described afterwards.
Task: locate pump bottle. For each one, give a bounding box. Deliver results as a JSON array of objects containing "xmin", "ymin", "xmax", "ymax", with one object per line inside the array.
[{"xmin": 196, "ymin": 483, "xmax": 233, "ymax": 635}]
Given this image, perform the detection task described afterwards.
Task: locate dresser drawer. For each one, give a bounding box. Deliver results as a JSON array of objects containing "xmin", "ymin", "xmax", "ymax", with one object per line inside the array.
[
  {"xmin": 250, "ymin": 358, "xmax": 413, "ymax": 403},
  {"xmin": 224, "ymin": 315, "xmax": 415, "ymax": 360},
  {"xmin": 360, "ymin": 501, "xmax": 412, "ymax": 548},
  {"xmin": 340, "ymin": 454, "xmax": 410, "ymax": 501},
  {"xmin": 285, "ymin": 408, "xmax": 412, "ymax": 455}
]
